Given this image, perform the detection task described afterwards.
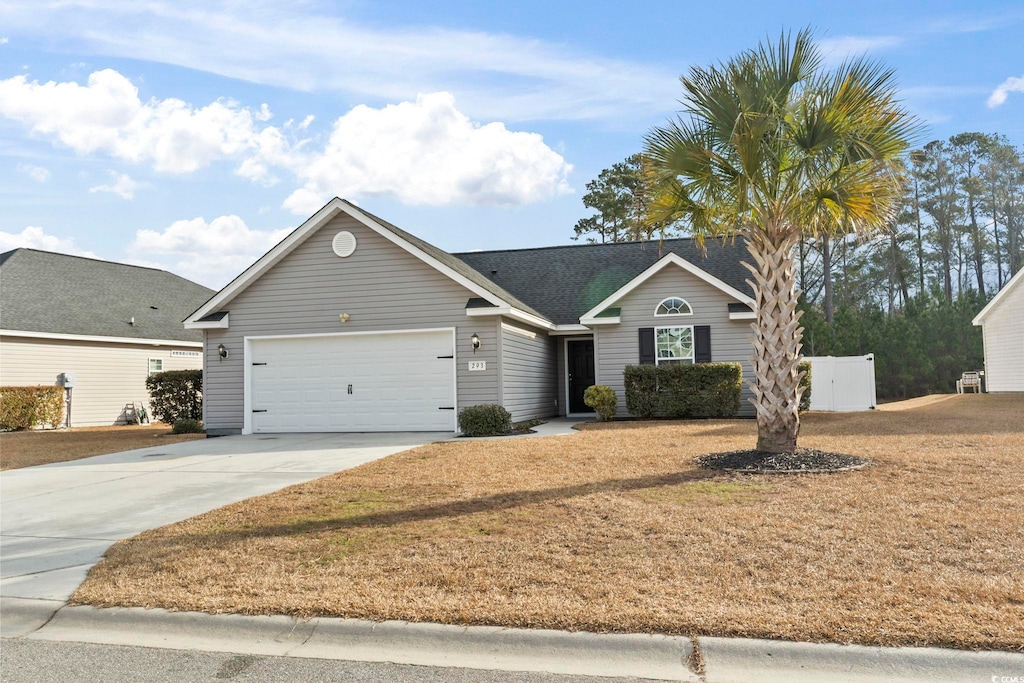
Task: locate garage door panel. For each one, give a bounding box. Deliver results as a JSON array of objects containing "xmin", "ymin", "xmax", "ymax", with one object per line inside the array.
[{"xmin": 250, "ymin": 331, "xmax": 455, "ymax": 433}]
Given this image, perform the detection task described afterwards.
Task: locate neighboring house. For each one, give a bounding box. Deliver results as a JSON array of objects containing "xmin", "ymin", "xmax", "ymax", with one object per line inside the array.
[
  {"xmin": 972, "ymin": 267, "xmax": 1024, "ymax": 392},
  {"xmin": 186, "ymin": 198, "xmax": 758, "ymax": 436},
  {"xmin": 0, "ymin": 249, "xmax": 215, "ymax": 426}
]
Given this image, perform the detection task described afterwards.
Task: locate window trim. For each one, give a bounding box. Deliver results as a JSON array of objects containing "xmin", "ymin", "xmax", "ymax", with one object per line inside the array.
[
  {"xmin": 148, "ymin": 358, "xmax": 163, "ymax": 375},
  {"xmin": 654, "ymin": 325, "xmax": 695, "ymax": 365},
  {"xmin": 654, "ymin": 297, "xmax": 693, "ymax": 317}
]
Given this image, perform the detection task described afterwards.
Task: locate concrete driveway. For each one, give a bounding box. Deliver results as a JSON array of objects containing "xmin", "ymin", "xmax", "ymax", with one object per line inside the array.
[{"xmin": 0, "ymin": 432, "xmax": 444, "ymax": 604}]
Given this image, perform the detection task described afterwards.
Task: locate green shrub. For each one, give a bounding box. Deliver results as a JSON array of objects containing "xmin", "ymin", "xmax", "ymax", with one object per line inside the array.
[
  {"xmin": 458, "ymin": 404, "xmax": 512, "ymax": 436},
  {"xmin": 622, "ymin": 363, "xmax": 742, "ymax": 419},
  {"xmin": 0, "ymin": 385, "xmax": 65, "ymax": 431},
  {"xmin": 583, "ymin": 385, "xmax": 617, "ymax": 421},
  {"xmin": 798, "ymin": 361, "xmax": 812, "ymax": 412},
  {"xmin": 145, "ymin": 370, "xmax": 202, "ymax": 424},
  {"xmin": 171, "ymin": 418, "xmax": 205, "ymax": 434},
  {"xmin": 623, "ymin": 365, "xmax": 659, "ymax": 418}
]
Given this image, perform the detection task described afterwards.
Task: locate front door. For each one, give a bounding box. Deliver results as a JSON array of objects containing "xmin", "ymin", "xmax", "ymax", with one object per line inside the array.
[{"xmin": 567, "ymin": 339, "xmax": 596, "ymax": 414}]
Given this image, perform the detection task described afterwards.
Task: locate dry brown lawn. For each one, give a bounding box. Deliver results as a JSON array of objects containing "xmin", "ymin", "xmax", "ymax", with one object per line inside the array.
[
  {"xmin": 0, "ymin": 424, "xmax": 205, "ymax": 470},
  {"xmin": 73, "ymin": 395, "xmax": 1024, "ymax": 651}
]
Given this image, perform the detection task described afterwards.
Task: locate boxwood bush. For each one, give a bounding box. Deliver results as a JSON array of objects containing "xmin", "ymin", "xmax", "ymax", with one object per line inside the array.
[
  {"xmin": 0, "ymin": 385, "xmax": 65, "ymax": 431},
  {"xmin": 171, "ymin": 418, "xmax": 205, "ymax": 434},
  {"xmin": 623, "ymin": 365, "xmax": 659, "ymax": 418},
  {"xmin": 145, "ymin": 369, "xmax": 203, "ymax": 424},
  {"xmin": 458, "ymin": 404, "xmax": 512, "ymax": 437},
  {"xmin": 583, "ymin": 385, "xmax": 617, "ymax": 421},
  {"xmin": 623, "ymin": 362, "xmax": 742, "ymax": 419}
]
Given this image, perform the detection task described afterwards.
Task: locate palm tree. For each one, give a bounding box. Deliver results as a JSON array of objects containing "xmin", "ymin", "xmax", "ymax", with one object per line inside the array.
[{"xmin": 645, "ymin": 30, "xmax": 917, "ymax": 453}]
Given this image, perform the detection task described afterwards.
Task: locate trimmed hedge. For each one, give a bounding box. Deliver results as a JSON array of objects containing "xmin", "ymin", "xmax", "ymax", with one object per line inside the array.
[
  {"xmin": 145, "ymin": 370, "xmax": 203, "ymax": 424},
  {"xmin": 623, "ymin": 363, "xmax": 742, "ymax": 419},
  {"xmin": 458, "ymin": 404, "xmax": 512, "ymax": 437},
  {"xmin": 798, "ymin": 360, "xmax": 812, "ymax": 412},
  {"xmin": 171, "ymin": 418, "xmax": 205, "ymax": 434},
  {"xmin": 624, "ymin": 365, "xmax": 659, "ymax": 418},
  {"xmin": 583, "ymin": 385, "xmax": 617, "ymax": 421},
  {"xmin": 0, "ymin": 385, "xmax": 65, "ymax": 431}
]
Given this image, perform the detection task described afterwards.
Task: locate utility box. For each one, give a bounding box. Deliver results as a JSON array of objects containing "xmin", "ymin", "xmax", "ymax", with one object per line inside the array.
[{"xmin": 58, "ymin": 372, "xmax": 75, "ymax": 388}]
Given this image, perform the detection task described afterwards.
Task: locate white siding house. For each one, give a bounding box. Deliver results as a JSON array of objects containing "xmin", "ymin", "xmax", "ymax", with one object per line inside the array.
[
  {"xmin": 972, "ymin": 267, "xmax": 1024, "ymax": 393},
  {"xmin": 0, "ymin": 249, "xmax": 214, "ymax": 426}
]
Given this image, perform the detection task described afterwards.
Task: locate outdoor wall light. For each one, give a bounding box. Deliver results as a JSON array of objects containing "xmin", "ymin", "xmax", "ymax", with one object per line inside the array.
[
  {"xmin": 217, "ymin": 344, "xmax": 229, "ymax": 360},
  {"xmin": 339, "ymin": 313, "xmax": 350, "ymax": 323},
  {"xmin": 470, "ymin": 333, "xmax": 481, "ymax": 352}
]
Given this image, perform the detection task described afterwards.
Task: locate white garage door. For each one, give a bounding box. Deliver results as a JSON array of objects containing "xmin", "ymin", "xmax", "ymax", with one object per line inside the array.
[{"xmin": 249, "ymin": 330, "xmax": 455, "ymax": 433}]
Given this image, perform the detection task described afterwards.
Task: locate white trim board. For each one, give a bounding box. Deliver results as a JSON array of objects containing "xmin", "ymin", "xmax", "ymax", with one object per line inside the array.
[
  {"xmin": 184, "ymin": 314, "xmax": 229, "ymax": 330},
  {"xmin": 0, "ymin": 329, "xmax": 203, "ymax": 348},
  {"xmin": 186, "ymin": 198, "xmax": 546, "ymax": 327},
  {"xmin": 973, "ymin": 266, "xmax": 1024, "ymax": 325},
  {"xmin": 579, "ymin": 252, "xmax": 755, "ymax": 322}
]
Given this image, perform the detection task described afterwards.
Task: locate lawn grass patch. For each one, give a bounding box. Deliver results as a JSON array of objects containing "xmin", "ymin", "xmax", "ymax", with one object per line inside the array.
[
  {"xmin": 0, "ymin": 424, "xmax": 205, "ymax": 470},
  {"xmin": 72, "ymin": 395, "xmax": 1024, "ymax": 651}
]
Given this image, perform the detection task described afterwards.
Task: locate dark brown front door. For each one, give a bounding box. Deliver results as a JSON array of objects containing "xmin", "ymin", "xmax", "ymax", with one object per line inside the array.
[{"xmin": 567, "ymin": 339, "xmax": 596, "ymax": 413}]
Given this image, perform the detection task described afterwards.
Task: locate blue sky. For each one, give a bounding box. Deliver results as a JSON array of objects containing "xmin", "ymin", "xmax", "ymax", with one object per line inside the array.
[{"xmin": 1, "ymin": 0, "xmax": 1022, "ymax": 288}]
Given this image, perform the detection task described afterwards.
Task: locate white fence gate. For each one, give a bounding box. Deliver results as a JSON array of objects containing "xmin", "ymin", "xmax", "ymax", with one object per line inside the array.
[{"xmin": 805, "ymin": 355, "xmax": 877, "ymax": 412}]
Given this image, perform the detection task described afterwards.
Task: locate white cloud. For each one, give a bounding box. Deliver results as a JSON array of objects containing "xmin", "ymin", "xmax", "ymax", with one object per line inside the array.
[
  {"xmin": 18, "ymin": 163, "xmax": 50, "ymax": 182},
  {"xmin": 0, "ymin": 1, "xmax": 677, "ymax": 123},
  {"xmin": 130, "ymin": 215, "xmax": 293, "ymax": 288},
  {"xmin": 0, "ymin": 69, "xmax": 298, "ymax": 177},
  {"xmin": 0, "ymin": 37, "xmax": 8, "ymax": 45},
  {"xmin": 89, "ymin": 171, "xmax": 139, "ymax": 199},
  {"xmin": 283, "ymin": 92, "xmax": 572, "ymax": 214},
  {"xmin": 0, "ymin": 226, "xmax": 98, "ymax": 258},
  {"xmin": 987, "ymin": 75, "xmax": 1024, "ymax": 107}
]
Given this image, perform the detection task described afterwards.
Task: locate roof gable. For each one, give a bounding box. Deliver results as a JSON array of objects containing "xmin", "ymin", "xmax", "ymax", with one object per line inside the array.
[
  {"xmin": 455, "ymin": 238, "xmax": 753, "ymax": 325},
  {"xmin": 973, "ymin": 267, "xmax": 1024, "ymax": 325},
  {"xmin": 0, "ymin": 248, "xmax": 213, "ymax": 343},
  {"xmin": 185, "ymin": 198, "xmax": 544, "ymax": 326},
  {"xmin": 579, "ymin": 252, "xmax": 755, "ymax": 323}
]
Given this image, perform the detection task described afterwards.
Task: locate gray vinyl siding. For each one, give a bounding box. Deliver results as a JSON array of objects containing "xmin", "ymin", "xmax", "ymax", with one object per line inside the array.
[
  {"xmin": 594, "ymin": 266, "xmax": 755, "ymax": 418},
  {"xmin": 499, "ymin": 320, "xmax": 558, "ymax": 422},
  {"xmin": 0, "ymin": 336, "xmax": 201, "ymax": 426},
  {"xmin": 203, "ymin": 214, "xmax": 500, "ymax": 434}
]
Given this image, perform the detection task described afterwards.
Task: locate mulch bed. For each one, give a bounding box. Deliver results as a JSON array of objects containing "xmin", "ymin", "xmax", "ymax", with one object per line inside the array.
[{"xmin": 696, "ymin": 448, "xmax": 871, "ymax": 473}]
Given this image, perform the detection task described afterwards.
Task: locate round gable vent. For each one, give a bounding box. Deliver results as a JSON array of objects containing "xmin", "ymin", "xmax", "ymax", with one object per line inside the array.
[{"xmin": 332, "ymin": 231, "xmax": 357, "ymax": 258}]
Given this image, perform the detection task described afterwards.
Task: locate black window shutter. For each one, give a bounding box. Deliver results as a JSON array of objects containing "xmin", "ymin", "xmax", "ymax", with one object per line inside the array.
[
  {"xmin": 694, "ymin": 325, "xmax": 712, "ymax": 363},
  {"xmin": 638, "ymin": 328, "xmax": 655, "ymax": 365}
]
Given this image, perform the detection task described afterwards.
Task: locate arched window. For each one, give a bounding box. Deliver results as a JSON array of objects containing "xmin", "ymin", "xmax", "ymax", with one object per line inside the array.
[{"xmin": 655, "ymin": 297, "xmax": 692, "ymax": 317}]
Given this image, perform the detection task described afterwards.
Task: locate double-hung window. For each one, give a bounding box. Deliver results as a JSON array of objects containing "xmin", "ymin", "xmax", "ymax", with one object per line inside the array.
[{"xmin": 655, "ymin": 326, "xmax": 694, "ymax": 365}]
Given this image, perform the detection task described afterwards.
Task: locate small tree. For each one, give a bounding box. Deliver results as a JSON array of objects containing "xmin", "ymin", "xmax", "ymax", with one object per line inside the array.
[
  {"xmin": 645, "ymin": 29, "xmax": 917, "ymax": 453},
  {"xmin": 145, "ymin": 370, "xmax": 202, "ymax": 424}
]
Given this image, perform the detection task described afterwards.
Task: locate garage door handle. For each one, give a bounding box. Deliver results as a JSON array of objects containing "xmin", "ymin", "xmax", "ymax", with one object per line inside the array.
[
  {"xmin": 438, "ymin": 406, "xmax": 455, "ymax": 410},
  {"xmin": 437, "ymin": 355, "xmax": 454, "ymax": 359},
  {"xmin": 252, "ymin": 362, "xmax": 267, "ymax": 366},
  {"xmin": 252, "ymin": 409, "xmax": 267, "ymax": 413}
]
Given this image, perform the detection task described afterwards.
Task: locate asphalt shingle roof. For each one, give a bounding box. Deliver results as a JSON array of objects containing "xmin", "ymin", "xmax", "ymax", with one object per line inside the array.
[
  {"xmin": 454, "ymin": 238, "xmax": 753, "ymax": 325},
  {"xmin": 0, "ymin": 249, "xmax": 215, "ymax": 342},
  {"xmin": 343, "ymin": 201, "xmax": 549, "ymax": 320}
]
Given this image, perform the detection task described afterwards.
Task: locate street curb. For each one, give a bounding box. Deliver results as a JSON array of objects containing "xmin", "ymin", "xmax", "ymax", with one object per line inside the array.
[
  {"xmin": 700, "ymin": 636, "xmax": 1024, "ymax": 683},
  {"xmin": 24, "ymin": 605, "xmax": 698, "ymax": 681},
  {"xmin": 0, "ymin": 597, "xmax": 64, "ymax": 638}
]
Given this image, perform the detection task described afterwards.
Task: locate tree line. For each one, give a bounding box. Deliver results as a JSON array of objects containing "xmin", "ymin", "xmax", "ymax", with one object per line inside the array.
[{"xmin": 573, "ymin": 133, "xmax": 1023, "ymax": 399}]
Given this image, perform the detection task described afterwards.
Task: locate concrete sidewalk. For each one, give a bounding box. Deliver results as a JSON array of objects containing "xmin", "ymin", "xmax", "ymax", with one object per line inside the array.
[{"xmin": 3, "ymin": 599, "xmax": 1021, "ymax": 682}]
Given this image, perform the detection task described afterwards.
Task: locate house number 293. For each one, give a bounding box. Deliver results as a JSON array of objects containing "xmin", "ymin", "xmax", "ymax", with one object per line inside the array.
[{"xmin": 468, "ymin": 361, "xmax": 487, "ymax": 371}]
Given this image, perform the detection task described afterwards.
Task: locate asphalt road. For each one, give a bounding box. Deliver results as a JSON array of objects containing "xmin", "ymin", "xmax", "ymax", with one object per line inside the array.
[{"xmin": 1, "ymin": 639, "xmax": 659, "ymax": 683}]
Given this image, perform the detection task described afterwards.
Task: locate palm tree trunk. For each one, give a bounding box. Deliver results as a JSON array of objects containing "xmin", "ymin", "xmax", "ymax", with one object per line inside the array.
[{"xmin": 745, "ymin": 230, "xmax": 804, "ymax": 454}]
